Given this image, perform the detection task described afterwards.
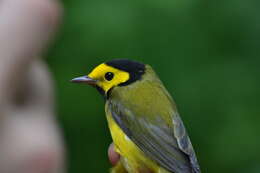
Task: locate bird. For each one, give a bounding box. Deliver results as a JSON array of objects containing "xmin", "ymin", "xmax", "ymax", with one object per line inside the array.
[{"xmin": 71, "ymin": 59, "xmax": 201, "ymax": 173}]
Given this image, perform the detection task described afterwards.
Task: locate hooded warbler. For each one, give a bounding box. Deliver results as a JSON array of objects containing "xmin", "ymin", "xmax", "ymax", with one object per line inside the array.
[{"xmin": 71, "ymin": 59, "xmax": 201, "ymax": 173}]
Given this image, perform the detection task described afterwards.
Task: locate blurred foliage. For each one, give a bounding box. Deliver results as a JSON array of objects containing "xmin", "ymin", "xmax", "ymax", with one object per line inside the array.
[{"xmin": 47, "ymin": 0, "xmax": 260, "ymax": 172}]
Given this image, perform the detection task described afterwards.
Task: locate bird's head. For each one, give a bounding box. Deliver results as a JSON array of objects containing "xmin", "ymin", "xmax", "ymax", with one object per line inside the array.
[{"xmin": 71, "ymin": 59, "xmax": 145, "ymax": 98}]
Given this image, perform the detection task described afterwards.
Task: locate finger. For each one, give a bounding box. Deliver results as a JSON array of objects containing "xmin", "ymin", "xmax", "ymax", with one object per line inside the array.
[
  {"xmin": 108, "ymin": 143, "xmax": 120, "ymax": 166},
  {"xmin": 0, "ymin": 0, "xmax": 62, "ymax": 104},
  {"xmin": 10, "ymin": 59, "xmax": 54, "ymax": 112},
  {"xmin": 0, "ymin": 60, "xmax": 64, "ymax": 172}
]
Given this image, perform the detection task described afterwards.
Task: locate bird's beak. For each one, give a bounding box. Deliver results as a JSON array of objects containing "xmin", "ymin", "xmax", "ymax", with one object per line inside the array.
[{"xmin": 71, "ymin": 76, "xmax": 97, "ymax": 86}]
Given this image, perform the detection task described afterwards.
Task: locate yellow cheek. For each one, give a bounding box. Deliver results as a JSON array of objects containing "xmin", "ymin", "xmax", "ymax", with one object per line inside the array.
[{"xmin": 88, "ymin": 63, "xmax": 130, "ymax": 93}]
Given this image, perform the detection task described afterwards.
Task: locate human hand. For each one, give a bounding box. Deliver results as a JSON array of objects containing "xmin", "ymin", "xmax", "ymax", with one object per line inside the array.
[{"xmin": 0, "ymin": 0, "xmax": 64, "ymax": 172}]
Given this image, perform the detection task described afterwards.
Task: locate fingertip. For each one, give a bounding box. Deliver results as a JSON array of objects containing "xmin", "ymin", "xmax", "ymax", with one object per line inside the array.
[{"xmin": 108, "ymin": 143, "xmax": 120, "ymax": 166}]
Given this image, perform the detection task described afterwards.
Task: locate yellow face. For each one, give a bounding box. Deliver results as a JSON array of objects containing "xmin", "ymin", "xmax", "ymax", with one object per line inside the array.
[{"xmin": 88, "ymin": 63, "xmax": 130, "ymax": 93}]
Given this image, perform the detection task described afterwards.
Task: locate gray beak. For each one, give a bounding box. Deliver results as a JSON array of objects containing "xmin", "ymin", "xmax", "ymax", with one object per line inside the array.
[{"xmin": 71, "ymin": 76, "xmax": 97, "ymax": 85}]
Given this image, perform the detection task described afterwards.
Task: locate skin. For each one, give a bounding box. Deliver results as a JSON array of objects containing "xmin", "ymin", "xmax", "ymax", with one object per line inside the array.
[
  {"xmin": 108, "ymin": 143, "xmax": 120, "ymax": 166},
  {"xmin": 0, "ymin": 0, "xmax": 64, "ymax": 172}
]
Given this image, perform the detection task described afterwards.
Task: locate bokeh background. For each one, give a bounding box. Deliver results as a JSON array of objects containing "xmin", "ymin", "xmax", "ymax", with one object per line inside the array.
[{"xmin": 46, "ymin": 0, "xmax": 260, "ymax": 172}]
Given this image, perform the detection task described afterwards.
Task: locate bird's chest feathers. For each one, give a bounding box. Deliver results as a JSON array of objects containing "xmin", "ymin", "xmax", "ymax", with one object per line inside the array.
[{"xmin": 106, "ymin": 113, "xmax": 134, "ymax": 152}]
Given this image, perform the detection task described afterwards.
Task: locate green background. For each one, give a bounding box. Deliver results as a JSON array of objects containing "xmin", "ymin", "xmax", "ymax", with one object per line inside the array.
[{"xmin": 47, "ymin": 0, "xmax": 260, "ymax": 172}]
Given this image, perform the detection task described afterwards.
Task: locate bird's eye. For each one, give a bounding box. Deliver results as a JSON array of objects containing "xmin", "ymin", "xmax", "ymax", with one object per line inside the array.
[{"xmin": 105, "ymin": 72, "xmax": 114, "ymax": 81}]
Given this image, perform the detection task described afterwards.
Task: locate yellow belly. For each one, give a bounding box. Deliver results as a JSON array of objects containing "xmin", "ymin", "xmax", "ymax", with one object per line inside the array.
[{"xmin": 106, "ymin": 115, "xmax": 169, "ymax": 173}]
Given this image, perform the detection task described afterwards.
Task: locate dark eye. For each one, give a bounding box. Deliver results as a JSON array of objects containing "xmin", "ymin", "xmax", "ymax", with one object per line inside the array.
[{"xmin": 105, "ymin": 72, "xmax": 114, "ymax": 81}]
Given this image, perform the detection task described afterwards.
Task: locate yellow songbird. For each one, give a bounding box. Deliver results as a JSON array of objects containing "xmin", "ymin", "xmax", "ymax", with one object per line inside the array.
[{"xmin": 71, "ymin": 59, "xmax": 200, "ymax": 173}]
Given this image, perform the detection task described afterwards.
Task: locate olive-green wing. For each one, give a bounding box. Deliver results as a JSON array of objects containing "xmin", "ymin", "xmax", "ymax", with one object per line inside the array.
[{"xmin": 107, "ymin": 101, "xmax": 200, "ymax": 173}]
